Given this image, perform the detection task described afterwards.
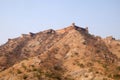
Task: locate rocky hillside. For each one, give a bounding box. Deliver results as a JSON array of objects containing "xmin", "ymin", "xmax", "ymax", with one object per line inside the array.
[{"xmin": 0, "ymin": 23, "xmax": 120, "ymax": 80}]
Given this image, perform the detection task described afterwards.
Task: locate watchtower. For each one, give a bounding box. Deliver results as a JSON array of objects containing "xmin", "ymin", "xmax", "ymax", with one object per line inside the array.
[
  {"xmin": 85, "ymin": 27, "xmax": 89, "ymax": 33},
  {"xmin": 71, "ymin": 22, "xmax": 75, "ymax": 27}
]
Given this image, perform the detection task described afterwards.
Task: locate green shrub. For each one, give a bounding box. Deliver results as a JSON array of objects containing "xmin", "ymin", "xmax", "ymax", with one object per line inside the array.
[
  {"xmin": 75, "ymin": 60, "xmax": 85, "ymax": 68},
  {"xmin": 88, "ymin": 68, "xmax": 93, "ymax": 72},
  {"xmin": 77, "ymin": 63, "xmax": 84, "ymax": 68},
  {"xmin": 54, "ymin": 65, "xmax": 62, "ymax": 71},
  {"xmin": 103, "ymin": 78, "xmax": 107, "ymax": 80},
  {"xmin": 21, "ymin": 63, "xmax": 26, "ymax": 70},
  {"xmin": 33, "ymin": 68, "xmax": 37, "ymax": 71},
  {"xmin": 32, "ymin": 67, "xmax": 42, "ymax": 74},
  {"xmin": 37, "ymin": 68, "xmax": 42, "ymax": 73},
  {"xmin": 108, "ymin": 74, "xmax": 112, "ymax": 78},
  {"xmin": 102, "ymin": 64, "xmax": 107, "ymax": 69},
  {"xmin": 34, "ymin": 72, "xmax": 41, "ymax": 79},
  {"xmin": 116, "ymin": 66, "xmax": 120, "ymax": 71},
  {"xmin": 45, "ymin": 72, "xmax": 61, "ymax": 80},
  {"xmin": 113, "ymin": 74, "xmax": 120, "ymax": 80},
  {"xmin": 87, "ymin": 62, "xmax": 93, "ymax": 67},
  {"xmin": 96, "ymin": 49, "xmax": 100, "ymax": 53},
  {"xmin": 23, "ymin": 74, "xmax": 28, "ymax": 79},
  {"xmin": 74, "ymin": 52, "xmax": 78, "ymax": 55},
  {"xmin": 17, "ymin": 69, "xmax": 22, "ymax": 74}
]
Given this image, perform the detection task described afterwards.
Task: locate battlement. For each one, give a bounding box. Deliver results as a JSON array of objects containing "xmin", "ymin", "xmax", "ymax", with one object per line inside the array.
[{"xmin": 56, "ymin": 23, "xmax": 89, "ymax": 34}]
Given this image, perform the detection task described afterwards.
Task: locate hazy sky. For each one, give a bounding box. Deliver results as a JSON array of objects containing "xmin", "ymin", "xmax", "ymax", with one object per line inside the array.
[{"xmin": 0, "ymin": 0, "xmax": 120, "ymax": 44}]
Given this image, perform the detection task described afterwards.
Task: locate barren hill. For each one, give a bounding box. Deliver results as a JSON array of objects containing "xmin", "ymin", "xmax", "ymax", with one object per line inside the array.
[{"xmin": 0, "ymin": 23, "xmax": 120, "ymax": 80}]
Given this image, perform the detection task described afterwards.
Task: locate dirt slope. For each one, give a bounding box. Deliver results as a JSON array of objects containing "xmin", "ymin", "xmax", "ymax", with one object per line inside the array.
[{"xmin": 0, "ymin": 24, "xmax": 120, "ymax": 80}]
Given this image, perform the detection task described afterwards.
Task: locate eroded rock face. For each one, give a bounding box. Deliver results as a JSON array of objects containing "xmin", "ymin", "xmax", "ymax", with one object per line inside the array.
[{"xmin": 0, "ymin": 24, "xmax": 120, "ymax": 80}]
